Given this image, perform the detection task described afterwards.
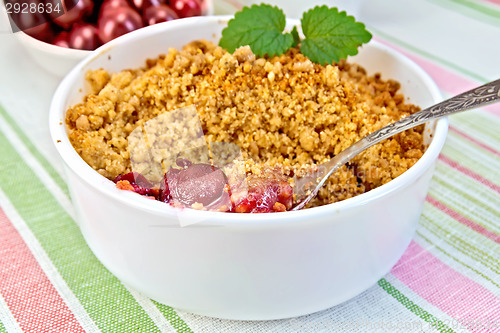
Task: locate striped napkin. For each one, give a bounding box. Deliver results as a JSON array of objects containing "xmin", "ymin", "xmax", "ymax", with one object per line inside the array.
[{"xmin": 1, "ymin": 0, "xmax": 499, "ymax": 332}]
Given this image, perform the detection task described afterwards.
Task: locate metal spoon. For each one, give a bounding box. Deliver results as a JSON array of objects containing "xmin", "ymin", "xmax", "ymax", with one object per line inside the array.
[{"xmin": 292, "ymin": 78, "xmax": 500, "ymax": 210}]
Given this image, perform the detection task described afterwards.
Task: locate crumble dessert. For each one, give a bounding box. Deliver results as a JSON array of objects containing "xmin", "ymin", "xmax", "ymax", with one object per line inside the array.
[{"xmin": 65, "ymin": 40, "xmax": 425, "ymax": 212}]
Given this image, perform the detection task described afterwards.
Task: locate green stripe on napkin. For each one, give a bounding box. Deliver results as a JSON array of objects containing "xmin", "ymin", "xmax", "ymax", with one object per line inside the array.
[
  {"xmin": 416, "ymin": 231, "xmax": 500, "ymax": 289},
  {"xmin": 0, "ymin": 106, "xmax": 69, "ymax": 197},
  {"xmin": 428, "ymin": 0, "xmax": 500, "ymax": 25},
  {"xmin": 154, "ymin": 302, "xmax": 194, "ymax": 333},
  {"xmin": 0, "ymin": 130, "xmax": 162, "ymax": 333},
  {"xmin": 442, "ymin": 135, "xmax": 499, "ymax": 184},
  {"xmin": 451, "ymin": 113, "xmax": 500, "ymax": 147},
  {"xmin": 431, "ymin": 166, "xmax": 500, "ymax": 231},
  {"xmin": 421, "ymin": 209, "xmax": 500, "ymax": 274},
  {"xmin": 368, "ymin": 27, "xmax": 486, "ymax": 82},
  {"xmin": 378, "ymin": 279, "xmax": 456, "ymax": 333}
]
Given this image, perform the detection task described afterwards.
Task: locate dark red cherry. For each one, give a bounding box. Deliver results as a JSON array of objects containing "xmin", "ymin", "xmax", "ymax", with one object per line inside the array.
[
  {"xmin": 166, "ymin": 163, "xmax": 229, "ymax": 207},
  {"xmin": 99, "ymin": 0, "xmax": 132, "ymax": 17},
  {"xmin": 10, "ymin": 8, "xmax": 54, "ymax": 42},
  {"xmin": 52, "ymin": 0, "xmax": 94, "ymax": 29},
  {"xmin": 131, "ymin": 0, "xmax": 167, "ymax": 12},
  {"xmin": 97, "ymin": 6, "xmax": 143, "ymax": 44},
  {"xmin": 170, "ymin": 0, "xmax": 202, "ymax": 18},
  {"xmin": 53, "ymin": 31, "xmax": 71, "ymax": 48},
  {"xmin": 114, "ymin": 172, "xmax": 159, "ymax": 198},
  {"xmin": 143, "ymin": 4, "xmax": 178, "ymax": 25},
  {"xmin": 69, "ymin": 23, "xmax": 100, "ymax": 50}
]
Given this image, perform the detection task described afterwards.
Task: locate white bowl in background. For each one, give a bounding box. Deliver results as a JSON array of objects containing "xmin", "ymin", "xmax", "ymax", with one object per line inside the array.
[
  {"xmin": 15, "ymin": 30, "xmax": 89, "ymax": 77},
  {"xmin": 13, "ymin": 0, "xmax": 214, "ymax": 77},
  {"xmin": 49, "ymin": 16, "xmax": 448, "ymax": 320}
]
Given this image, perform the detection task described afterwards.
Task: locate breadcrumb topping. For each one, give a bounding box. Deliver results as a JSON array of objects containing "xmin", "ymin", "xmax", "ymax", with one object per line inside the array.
[{"xmin": 66, "ymin": 40, "xmax": 425, "ymax": 207}]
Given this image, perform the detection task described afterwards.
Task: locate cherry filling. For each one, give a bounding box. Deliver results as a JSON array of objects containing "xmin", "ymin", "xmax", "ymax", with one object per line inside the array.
[
  {"xmin": 165, "ymin": 163, "xmax": 231, "ymax": 210},
  {"xmin": 114, "ymin": 163, "xmax": 294, "ymax": 213},
  {"xmin": 114, "ymin": 172, "xmax": 159, "ymax": 198},
  {"xmin": 233, "ymin": 173, "xmax": 293, "ymax": 213}
]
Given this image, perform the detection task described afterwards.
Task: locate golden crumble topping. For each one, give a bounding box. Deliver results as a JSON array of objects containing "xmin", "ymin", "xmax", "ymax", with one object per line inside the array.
[{"xmin": 65, "ymin": 40, "xmax": 425, "ymax": 208}]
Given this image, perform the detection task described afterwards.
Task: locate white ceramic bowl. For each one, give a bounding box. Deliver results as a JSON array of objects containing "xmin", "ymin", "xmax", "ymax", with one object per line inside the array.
[
  {"xmin": 14, "ymin": 0, "xmax": 214, "ymax": 77},
  {"xmin": 50, "ymin": 16, "xmax": 448, "ymax": 320},
  {"xmin": 15, "ymin": 30, "xmax": 89, "ymax": 77}
]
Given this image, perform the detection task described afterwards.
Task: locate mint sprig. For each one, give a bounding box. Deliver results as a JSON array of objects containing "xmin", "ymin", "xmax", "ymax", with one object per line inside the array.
[
  {"xmin": 219, "ymin": 4, "xmax": 294, "ymax": 57},
  {"xmin": 301, "ymin": 6, "xmax": 372, "ymax": 64},
  {"xmin": 219, "ymin": 4, "xmax": 372, "ymax": 65}
]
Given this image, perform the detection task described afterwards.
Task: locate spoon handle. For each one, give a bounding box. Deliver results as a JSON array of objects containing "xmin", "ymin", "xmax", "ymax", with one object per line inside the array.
[
  {"xmin": 292, "ymin": 78, "xmax": 500, "ymax": 210},
  {"xmin": 367, "ymin": 78, "xmax": 500, "ymax": 143}
]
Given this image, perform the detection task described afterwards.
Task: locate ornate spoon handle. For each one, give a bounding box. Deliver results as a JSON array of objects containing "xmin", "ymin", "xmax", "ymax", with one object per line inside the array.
[
  {"xmin": 292, "ymin": 78, "xmax": 500, "ymax": 210},
  {"xmin": 367, "ymin": 78, "xmax": 500, "ymax": 143}
]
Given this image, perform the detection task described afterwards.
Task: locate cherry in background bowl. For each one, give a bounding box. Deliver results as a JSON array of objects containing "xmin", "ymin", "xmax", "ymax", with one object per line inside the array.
[{"xmin": 9, "ymin": 0, "xmax": 214, "ymax": 77}]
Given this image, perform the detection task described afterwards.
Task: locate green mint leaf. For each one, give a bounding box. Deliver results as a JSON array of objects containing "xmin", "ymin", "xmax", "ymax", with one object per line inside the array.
[
  {"xmin": 291, "ymin": 26, "xmax": 301, "ymax": 48},
  {"xmin": 300, "ymin": 6, "xmax": 372, "ymax": 65},
  {"xmin": 219, "ymin": 4, "xmax": 294, "ymax": 57}
]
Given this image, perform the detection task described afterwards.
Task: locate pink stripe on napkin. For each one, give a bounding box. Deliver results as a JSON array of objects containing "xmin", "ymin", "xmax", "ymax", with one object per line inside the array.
[
  {"xmin": 427, "ymin": 195, "xmax": 500, "ymax": 245},
  {"xmin": 439, "ymin": 155, "xmax": 500, "ymax": 194},
  {"xmin": 0, "ymin": 207, "xmax": 85, "ymax": 333},
  {"xmin": 392, "ymin": 241, "xmax": 500, "ymax": 333},
  {"xmin": 449, "ymin": 126, "xmax": 500, "ymax": 158},
  {"xmin": 481, "ymin": 0, "xmax": 500, "ymax": 6}
]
